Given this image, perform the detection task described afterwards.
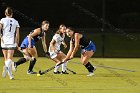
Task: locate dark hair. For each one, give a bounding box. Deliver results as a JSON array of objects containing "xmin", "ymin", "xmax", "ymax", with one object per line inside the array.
[
  {"xmin": 41, "ymin": 20, "xmax": 49, "ymax": 26},
  {"xmin": 5, "ymin": 7, "xmax": 13, "ymax": 16},
  {"xmin": 67, "ymin": 27, "xmax": 79, "ymax": 33}
]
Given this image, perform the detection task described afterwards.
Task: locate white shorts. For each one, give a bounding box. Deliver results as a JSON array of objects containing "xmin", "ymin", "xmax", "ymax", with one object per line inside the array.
[
  {"xmin": 1, "ymin": 43, "xmax": 17, "ymax": 50},
  {"xmin": 49, "ymin": 50, "xmax": 62, "ymax": 59}
]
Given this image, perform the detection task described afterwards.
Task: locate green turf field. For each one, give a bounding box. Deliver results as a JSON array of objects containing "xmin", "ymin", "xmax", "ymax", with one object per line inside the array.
[{"xmin": 0, "ymin": 57, "xmax": 140, "ymax": 93}]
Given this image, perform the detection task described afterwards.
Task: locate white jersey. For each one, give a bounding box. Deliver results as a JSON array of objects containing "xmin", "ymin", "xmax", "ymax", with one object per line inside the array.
[
  {"xmin": 49, "ymin": 34, "xmax": 65, "ymax": 51},
  {"xmin": 0, "ymin": 17, "xmax": 20, "ymax": 44}
]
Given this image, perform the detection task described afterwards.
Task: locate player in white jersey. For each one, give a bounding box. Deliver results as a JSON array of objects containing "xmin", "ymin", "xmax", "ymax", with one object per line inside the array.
[
  {"xmin": 0, "ymin": 7, "xmax": 20, "ymax": 80},
  {"xmin": 48, "ymin": 24, "xmax": 68, "ymax": 74}
]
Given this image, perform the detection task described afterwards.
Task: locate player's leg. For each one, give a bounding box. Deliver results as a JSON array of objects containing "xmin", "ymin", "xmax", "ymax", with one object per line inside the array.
[
  {"xmin": 2, "ymin": 49, "xmax": 8, "ymax": 78},
  {"xmin": 57, "ymin": 52, "xmax": 69, "ymax": 74},
  {"xmin": 27, "ymin": 46, "xmax": 37, "ymax": 74},
  {"xmin": 49, "ymin": 51, "xmax": 61, "ymax": 74},
  {"xmin": 52, "ymin": 57, "xmax": 62, "ymax": 74},
  {"xmin": 14, "ymin": 37, "xmax": 31, "ymax": 69},
  {"xmin": 81, "ymin": 51, "xmax": 96, "ymax": 76},
  {"xmin": 14, "ymin": 48, "xmax": 30, "ymax": 68},
  {"xmin": 6, "ymin": 49, "xmax": 15, "ymax": 79}
]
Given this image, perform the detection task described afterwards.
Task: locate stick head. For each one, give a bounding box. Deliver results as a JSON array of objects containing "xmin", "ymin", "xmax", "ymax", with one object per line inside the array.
[
  {"xmin": 38, "ymin": 70, "xmax": 43, "ymax": 75},
  {"xmin": 73, "ymin": 72, "xmax": 76, "ymax": 74}
]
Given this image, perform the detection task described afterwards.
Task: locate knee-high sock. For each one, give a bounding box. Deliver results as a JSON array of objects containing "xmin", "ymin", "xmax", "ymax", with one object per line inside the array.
[
  {"xmin": 5, "ymin": 59, "xmax": 13, "ymax": 77},
  {"xmin": 84, "ymin": 62, "xmax": 94, "ymax": 73},
  {"xmin": 15, "ymin": 58, "xmax": 27, "ymax": 66},
  {"xmin": 54, "ymin": 63, "xmax": 61, "ymax": 72},
  {"xmin": 28, "ymin": 58, "xmax": 36, "ymax": 71},
  {"xmin": 62, "ymin": 62, "xmax": 68, "ymax": 72}
]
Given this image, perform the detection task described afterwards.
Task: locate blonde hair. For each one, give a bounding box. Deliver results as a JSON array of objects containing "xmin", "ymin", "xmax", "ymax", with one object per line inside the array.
[
  {"xmin": 55, "ymin": 24, "xmax": 66, "ymax": 34},
  {"xmin": 5, "ymin": 7, "xmax": 13, "ymax": 16}
]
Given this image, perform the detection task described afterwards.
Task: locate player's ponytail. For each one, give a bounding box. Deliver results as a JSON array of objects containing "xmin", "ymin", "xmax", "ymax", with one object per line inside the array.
[{"xmin": 5, "ymin": 7, "xmax": 13, "ymax": 16}]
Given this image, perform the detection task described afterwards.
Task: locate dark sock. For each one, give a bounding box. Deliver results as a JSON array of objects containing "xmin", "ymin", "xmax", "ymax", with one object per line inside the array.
[
  {"xmin": 84, "ymin": 62, "xmax": 94, "ymax": 72},
  {"xmin": 28, "ymin": 58, "xmax": 36, "ymax": 71},
  {"xmin": 16, "ymin": 58, "xmax": 27, "ymax": 66}
]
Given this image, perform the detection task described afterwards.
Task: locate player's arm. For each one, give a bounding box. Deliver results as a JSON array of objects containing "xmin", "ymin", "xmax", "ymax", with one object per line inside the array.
[
  {"xmin": 41, "ymin": 32, "xmax": 47, "ymax": 52},
  {"xmin": 64, "ymin": 40, "xmax": 74, "ymax": 61},
  {"xmin": 15, "ymin": 27, "xmax": 20, "ymax": 47},
  {"xmin": 28, "ymin": 28, "xmax": 40, "ymax": 48},
  {"xmin": 70, "ymin": 33, "xmax": 80, "ymax": 58},
  {"xmin": 49, "ymin": 39, "xmax": 57, "ymax": 52},
  {"xmin": 0, "ymin": 23, "xmax": 3, "ymax": 39},
  {"xmin": 62, "ymin": 41, "xmax": 67, "ymax": 48}
]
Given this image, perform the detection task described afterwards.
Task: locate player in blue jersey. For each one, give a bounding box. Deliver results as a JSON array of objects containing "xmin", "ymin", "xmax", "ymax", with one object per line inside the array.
[
  {"xmin": 64, "ymin": 27, "xmax": 96, "ymax": 76},
  {"xmin": 13, "ymin": 20, "xmax": 49, "ymax": 74}
]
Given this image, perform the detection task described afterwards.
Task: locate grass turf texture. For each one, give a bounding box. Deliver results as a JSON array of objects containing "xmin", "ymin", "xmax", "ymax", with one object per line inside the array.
[{"xmin": 0, "ymin": 57, "xmax": 140, "ymax": 93}]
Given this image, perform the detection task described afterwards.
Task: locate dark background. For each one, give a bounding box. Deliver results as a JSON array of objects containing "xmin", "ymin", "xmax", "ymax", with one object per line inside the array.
[
  {"xmin": 1, "ymin": 0, "xmax": 140, "ymax": 29},
  {"xmin": 0, "ymin": 0, "xmax": 140, "ymax": 57}
]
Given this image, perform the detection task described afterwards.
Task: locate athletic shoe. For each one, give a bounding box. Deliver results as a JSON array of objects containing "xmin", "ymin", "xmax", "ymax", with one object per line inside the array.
[
  {"xmin": 27, "ymin": 71, "xmax": 37, "ymax": 74},
  {"xmin": 7, "ymin": 66, "xmax": 14, "ymax": 80},
  {"xmin": 61, "ymin": 71, "xmax": 69, "ymax": 74},
  {"xmin": 2, "ymin": 66, "xmax": 7, "ymax": 78},
  {"xmin": 9, "ymin": 75, "xmax": 14, "ymax": 80},
  {"xmin": 12, "ymin": 62, "xmax": 17, "ymax": 72},
  {"xmin": 54, "ymin": 71, "xmax": 61, "ymax": 74},
  {"xmin": 93, "ymin": 66, "xmax": 96, "ymax": 72},
  {"xmin": 87, "ymin": 72, "xmax": 94, "ymax": 76},
  {"xmin": 87, "ymin": 66, "xmax": 96, "ymax": 77}
]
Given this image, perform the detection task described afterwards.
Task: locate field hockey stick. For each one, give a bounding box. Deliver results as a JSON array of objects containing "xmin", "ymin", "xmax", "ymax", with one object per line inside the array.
[
  {"xmin": 43, "ymin": 52, "xmax": 76, "ymax": 73},
  {"xmin": 18, "ymin": 50, "xmax": 66, "ymax": 75},
  {"xmin": 38, "ymin": 57, "xmax": 71, "ymax": 76},
  {"xmin": 66, "ymin": 68, "xmax": 76, "ymax": 74},
  {"xmin": 38, "ymin": 60, "xmax": 69, "ymax": 76}
]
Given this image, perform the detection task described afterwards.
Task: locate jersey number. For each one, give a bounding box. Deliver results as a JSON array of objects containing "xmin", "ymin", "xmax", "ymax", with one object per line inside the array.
[{"xmin": 9, "ymin": 24, "xmax": 12, "ymax": 32}]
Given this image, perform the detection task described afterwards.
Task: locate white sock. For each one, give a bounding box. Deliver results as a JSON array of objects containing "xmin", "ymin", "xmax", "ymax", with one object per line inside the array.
[
  {"xmin": 54, "ymin": 63, "xmax": 61, "ymax": 72},
  {"xmin": 62, "ymin": 62, "xmax": 68, "ymax": 72},
  {"xmin": 5, "ymin": 59, "xmax": 13, "ymax": 78},
  {"xmin": 5, "ymin": 59, "xmax": 12, "ymax": 67}
]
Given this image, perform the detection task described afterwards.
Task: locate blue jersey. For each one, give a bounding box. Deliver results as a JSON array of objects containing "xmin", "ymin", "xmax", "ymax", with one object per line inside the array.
[
  {"xmin": 31, "ymin": 28, "xmax": 44, "ymax": 42},
  {"xmin": 71, "ymin": 33, "xmax": 96, "ymax": 53},
  {"xmin": 20, "ymin": 28, "xmax": 44, "ymax": 49}
]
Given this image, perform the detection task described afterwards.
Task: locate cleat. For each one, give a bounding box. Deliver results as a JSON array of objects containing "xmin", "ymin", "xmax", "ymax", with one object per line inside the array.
[
  {"xmin": 12, "ymin": 62, "xmax": 17, "ymax": 72},
  {"xmin": 87, "ymin": 72, "xmax": 94, "ymax": 76},
  {"xmin": 10, "ymin": 76, "xmax": 14, "ymax": 80},
  {"xmin": 93, "ymin": 66, "xmax": 96, "ymax": 72},
  {"xmin": 54, "ymin": 71, "xmax": 61, "ymax": 74},
  {"xmin": 61, "ymin": 71, "xmax": 69, "ymax": 74},
  {"xmin": 87, "ymin": 66, "xmax": 96, "ymax": 77},
  {"xmin": 27, "ymin": 71, "xmax": 37, "ymax": 74},
  {"xmin": 7, "ymin": 66, "xmax": 14, "ymax": 79},
  {"xmin": 2, "ymin": 66, "xmax": 7, "ymax": 78}
]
